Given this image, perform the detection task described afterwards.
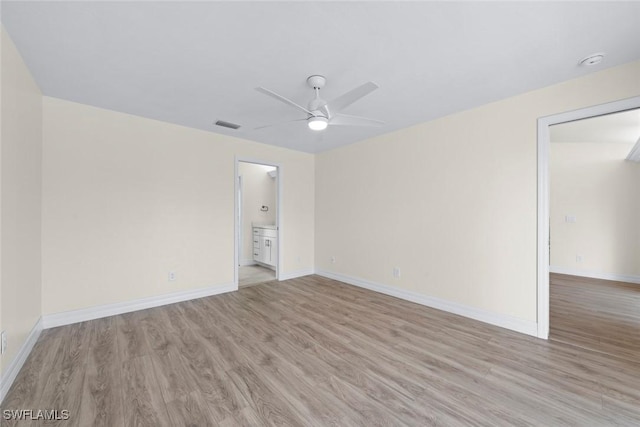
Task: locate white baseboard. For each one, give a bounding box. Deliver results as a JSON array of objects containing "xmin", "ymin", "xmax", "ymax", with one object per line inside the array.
[
  {"xmin": 550, "ymin": 266, "xmax": 640, "ymax": 285},
  {"xmin": 240, "ymin": 259, "xmax": 256, "ymax": 266},
  {"xmin": 279, "ymin": 268, "xmax": 315, "ymax": 281},
  {"xmin": 316, "ymin": 270, "xmax": 538, "ymax": 337},
  {"xmin": 0, "ymin": 317, "xmax": 43, "ymax": 404},
  {"xmin": 42, "ymin": 282, "xmax": 236, "ymax": 329}
]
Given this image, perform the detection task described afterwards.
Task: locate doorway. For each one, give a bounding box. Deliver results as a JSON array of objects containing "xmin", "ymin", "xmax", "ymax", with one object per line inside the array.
[
  {"xmin": 536, "ymin": 96, "xmax": 640, "ymax": 339},
  {"xmin": 235, "ymin": 159, "xmax": 281, "ymax": 288}
]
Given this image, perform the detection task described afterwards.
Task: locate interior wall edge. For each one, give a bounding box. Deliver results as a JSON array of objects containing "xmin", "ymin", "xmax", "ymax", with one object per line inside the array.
[
  {"xmin": 0, "ymin": 24, "xmax": 44, "ymax": 379},
  {"xmin": 278, "ymin": 269, "xmax": 315, "ymax": 281},
  {"xmin": 315, "ymin": 270, "xmax": 539, "ymax": 338},
  {"xmin": 0, "ymin": 316, "xmax": 42, "ymax": 405}
]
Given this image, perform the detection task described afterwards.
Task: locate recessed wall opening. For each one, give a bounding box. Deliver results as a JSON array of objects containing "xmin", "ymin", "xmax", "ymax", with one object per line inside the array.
[
  {"xmin": 547, "ymin": 107, "xmax": 640, "ymax": 351},
  {"xmin": 536, "ymin": 96, "xmax": 640, "ymax": 340},
  {"xmin": 235, "ymin": 159, "xmax": 281, "ymax": 288}
]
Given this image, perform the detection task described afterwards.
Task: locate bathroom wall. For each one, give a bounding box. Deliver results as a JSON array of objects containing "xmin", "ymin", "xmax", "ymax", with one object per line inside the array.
[{"xmin": 239, "ymin": 162, "xmax": 277, "ymax": 264}]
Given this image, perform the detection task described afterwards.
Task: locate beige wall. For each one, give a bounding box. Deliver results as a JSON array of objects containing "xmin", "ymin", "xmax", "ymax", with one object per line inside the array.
[
  {"xmin": 42, "ymin": 97, "xmax": 314, "ymax": 315},
  {"xmin": 0, "ymin": 28, "xmax": 43, "ymax": 375},
  {"xmin": 315, "ymin": 60, "xmax": 640, "ymax": 323},
  {"xmin": 239, "ymin": 162, "xmax": 277, "ymax": 264},
  {"xmin": 550, "ymin": 142, "xmax": 640, "ymax": 278}
]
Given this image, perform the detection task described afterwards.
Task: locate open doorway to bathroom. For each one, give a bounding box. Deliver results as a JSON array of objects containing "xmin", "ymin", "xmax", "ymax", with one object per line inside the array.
[{"xmin": 236, "ymin": 160, "xmax": 280, "ymax": 288}]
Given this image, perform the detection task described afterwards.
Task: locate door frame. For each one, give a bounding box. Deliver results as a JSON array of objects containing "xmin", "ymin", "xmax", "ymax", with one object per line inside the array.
[
  {"xmin": 536, "ymin": 95, "xmax": 640, "ymax": 339},
  {"xmin": 234, "ymin": 157, "xmax": 282, "ymax": 289},
  {"xmin": 237, "ymin": 175, "xmax": 243, "ymax": 266}
]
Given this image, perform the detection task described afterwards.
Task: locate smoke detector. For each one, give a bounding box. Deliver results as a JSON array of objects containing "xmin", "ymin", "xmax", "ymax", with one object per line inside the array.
[{"xmin": 579, "ymin": 53, "xmax": 605, "ymax": 67}]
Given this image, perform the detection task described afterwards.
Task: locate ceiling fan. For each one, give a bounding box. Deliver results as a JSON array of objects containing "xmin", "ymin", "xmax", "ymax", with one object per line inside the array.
[{"xmin": 255, "ymin": 75, "xmax": 383, "ymax": 131}]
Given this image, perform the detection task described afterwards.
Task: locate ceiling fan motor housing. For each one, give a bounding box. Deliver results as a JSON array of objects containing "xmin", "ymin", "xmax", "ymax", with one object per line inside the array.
[
  {"xmin": 307, "ymin": 76, "xmax": 329, "ymax": 118},
  {"xmin": 308, "ymin": 102, "xmax": 328, "ymax": 117}
]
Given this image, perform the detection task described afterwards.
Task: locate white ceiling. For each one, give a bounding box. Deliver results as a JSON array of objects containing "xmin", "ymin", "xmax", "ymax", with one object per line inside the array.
[
  {"xmin": 2, "ymin": 1, "xmax": 640, "ymax": 153},
  {"xmin": 550, "ymin": 108, "xmax": 640, "ymax": 144}
]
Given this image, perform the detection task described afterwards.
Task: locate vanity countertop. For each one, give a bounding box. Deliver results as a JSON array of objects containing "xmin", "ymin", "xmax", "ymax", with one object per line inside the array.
[{"xmin": 252, "ymin": 223, "xmax": 277, "ymax": 230}]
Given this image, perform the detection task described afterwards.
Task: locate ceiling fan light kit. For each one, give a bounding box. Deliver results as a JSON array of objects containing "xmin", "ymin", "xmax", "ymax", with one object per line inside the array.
[
  {"xmin": 308, "ymin": 116, "xmax": 328, "ymax": 131},
  {"xmin": 255, "ymin": 75, "xmax": 384, "ymax": 133}
]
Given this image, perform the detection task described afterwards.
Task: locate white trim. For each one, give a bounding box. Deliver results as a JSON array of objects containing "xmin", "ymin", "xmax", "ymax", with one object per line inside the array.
[
  {"xmin": 42, "ymin": 282, "xmax": 235, "ymax": 329},
  {"xmin": 0, "ymin": 317, "xmax": 43, "ymax": 404},
  {"xmin": 279, "ymin": 268, "xmax": 315, "ymax": 281},
  {"xmin": 550, "ymin": 266, "xmax": 640, "ymax": 285},
  {"xmin": 240, "ymin": 259, "xmax": 256, "ymax": 266},
  {"xmin": 238, "ymin": 174, "xmax": 243, "ymax": 266},
  {"xmin": 316, "ymin": 270, "xmax": 538, "ymax": 337},
  {"xmin": 235, "ymin": 157, "xmax": 283, "ymax": 289},
  {"xmin": 537, "ymin": 96, "xmax": 640, "ymax": 340},
  {"xmin": 537, "ymin": 115, "xmax": 551, "ymax": 339}
]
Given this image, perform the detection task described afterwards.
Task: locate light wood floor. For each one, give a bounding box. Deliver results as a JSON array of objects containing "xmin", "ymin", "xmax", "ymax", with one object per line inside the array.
[
  {"xmin": 238, "ymin": 265, "xmax": 276, "ymax": 288},
  {"xmin": 2, "ymin": 274, "xmax": 640, "ymax": 425}
]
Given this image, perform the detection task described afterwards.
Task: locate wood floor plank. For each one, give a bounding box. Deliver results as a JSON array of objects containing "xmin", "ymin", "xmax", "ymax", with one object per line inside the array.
[
  {"xmin": 48, "ymin": 320, "xmax": 92, "ymax": 374},
  {"xmin": 138, "ymin": 307, "xmax": 177, "ymax": 354},
  {"xmin": 77, "ymin": 363, "xmax": 124, "ymax": 427},
  {"xmin": 36, "ymin": 366, "xmax": 87, "ymax": 427},
  {"xmin": 148, "ymin": 348, "xmax": 199, "ymax": 404},
  {"xmin": 116, "ymin": 311, "xmax": 150, "ymax": 362},
  {"xmin": 0, "ymin": 337, "xmax": 64, "ymax": 427},
  {"xmin": 121, "ymin": 355, "xmax": 170, "ymax": 427},
  {"xmin": 3, "ymin": 273, "xmax": 640, "ymax": 425},
  {"xmin": 76, "ymin": 318, "xmax": 124, "ymax": 427},
  {"xmin": 165, "ymin": 322, "xmax": 248, "ymax": 421},
  {"xmin": 218, "ymin": 407, "xmax": 263, "ymax": 427},
  {"xmin": 164, "ymin": 390, "xmax": 217, "ymax": 427},
  {"xmin": 226, "ymin": 364, "xmax": 308, "ymax": 426}
]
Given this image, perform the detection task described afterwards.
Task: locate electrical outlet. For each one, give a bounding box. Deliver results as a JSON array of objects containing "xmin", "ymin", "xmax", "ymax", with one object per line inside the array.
[
  {"xmin": 576, "ymin": 255, "xmax": 583, "ymax": 263},
  {"xmin": 1, "ymin": 331, "xmax": 7, "ymax": 355},
  {"xmin": 393, "ymin": 267, "xmax": 401, "ymax": 279},
  {"xmin": 331, "ymin": 256, "xmax": 336, "ymax": 264},
  {"xmin": 296, "ymin": 256, "xmax": 301, "ymax": 264},
  {"xmin": 168, "ymin": 271, "xmax": 176, "ymax": 281},
  {"xmin": 565, "ymin": 215, "xmax": 577, "ymax": 223}
]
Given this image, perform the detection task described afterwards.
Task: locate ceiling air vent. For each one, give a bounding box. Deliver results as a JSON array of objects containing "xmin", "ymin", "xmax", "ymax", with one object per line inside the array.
[{"xmin": 215, "ymin": 120, "xmax": 241, "ymax": 130}]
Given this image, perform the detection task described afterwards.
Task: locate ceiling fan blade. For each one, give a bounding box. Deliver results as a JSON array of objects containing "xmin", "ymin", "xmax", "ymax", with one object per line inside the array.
[
  {"xmin": 330, "ymin": 113, "xmax": 384, "ymax": 127},
  {"xmin": 254, "ymin": 118, "xmax": 307, "ymax": 130},
  {"xmin": 255, "ymin": 87, "xmax": 313, "ymax": 116},
  {"xmin": 329, "ymin": 81, "xmax": 379, "ymax": 112}
]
